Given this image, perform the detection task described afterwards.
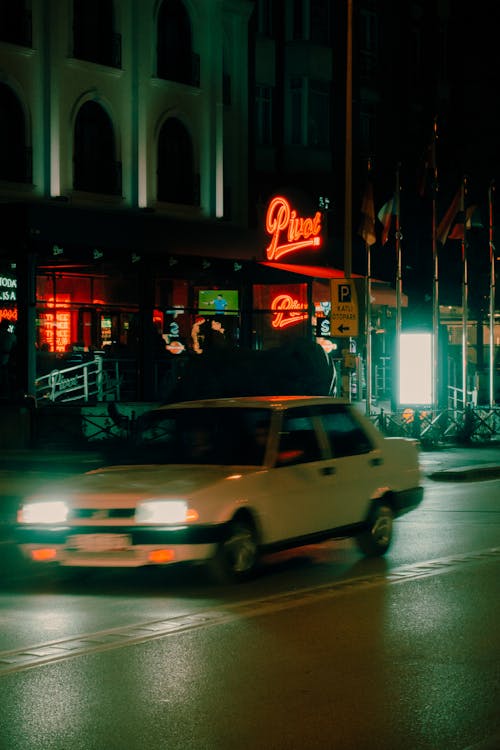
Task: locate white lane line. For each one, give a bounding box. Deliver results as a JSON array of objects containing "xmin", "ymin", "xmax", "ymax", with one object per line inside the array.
[{"xmin": 0, "ymin": 546, "xmax": 499, "ymax": 676}]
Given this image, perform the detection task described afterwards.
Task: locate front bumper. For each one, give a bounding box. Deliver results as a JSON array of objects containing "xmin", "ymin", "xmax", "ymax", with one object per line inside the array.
[{"xmin": 15, "ymin": 524, "xmax": 225, "ymax": 568}]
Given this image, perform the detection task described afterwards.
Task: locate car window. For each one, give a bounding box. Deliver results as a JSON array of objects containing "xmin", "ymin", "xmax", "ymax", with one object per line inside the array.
[
  {"xmin": 138, "ymin": 407, "xmax": 271, "ymax": 465},
  {"xmin": 320, "ymin": 406, "xmax": 373, "ymax": 458},
  {"xmin": 277, "ymin": 411, "xmax": 323, "ymax": 466}
]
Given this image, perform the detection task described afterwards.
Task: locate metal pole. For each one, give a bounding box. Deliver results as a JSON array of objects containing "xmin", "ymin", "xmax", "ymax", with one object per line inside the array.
[
  {"xmin": 489, "ymin": 180, "xmax": 496, "ymax": 406},
  {"xmin": 344, "ymin": 0, "xmax": 352, "ymax": 279},
  {"xmin": 431, "ymin": 118, "xmax": 439, "ymax": 409},
  {"xmin": 395, "ymin": 165, "xmax": 402, "ymax": 352},
  {"xmin": 461, "ymin": 178, "xmax": 468, "ymax": 406},
  {"xmin": 365, "ymin": 241, "xmax": 372, "ymax": 416}
]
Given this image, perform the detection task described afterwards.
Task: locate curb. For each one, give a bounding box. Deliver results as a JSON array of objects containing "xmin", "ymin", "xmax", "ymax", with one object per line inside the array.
[{"xmin": 427, "ymin": 465, "xmax": 500, "ymax": 482}]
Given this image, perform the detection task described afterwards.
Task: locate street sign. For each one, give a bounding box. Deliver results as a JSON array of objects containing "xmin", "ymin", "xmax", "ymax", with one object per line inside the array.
[{"xmin": 330, "ymin": 279, "xmax": 359, "ymax": 337}]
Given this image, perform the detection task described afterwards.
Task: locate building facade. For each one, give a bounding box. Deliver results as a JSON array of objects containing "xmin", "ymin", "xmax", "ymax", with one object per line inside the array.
[{"xmin": 1, "ymin": 0, "xmax": 496, "ymax": 416}]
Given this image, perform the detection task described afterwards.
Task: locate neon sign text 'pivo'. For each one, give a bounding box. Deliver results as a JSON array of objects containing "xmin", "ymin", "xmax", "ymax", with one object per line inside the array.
[
  {"xmin": 265, "ymin": 196, "xmax": 322, "ymax": 261},
  {"xmin": 271, "ymin": 294, "xmax": 308, "ymax": 329}
]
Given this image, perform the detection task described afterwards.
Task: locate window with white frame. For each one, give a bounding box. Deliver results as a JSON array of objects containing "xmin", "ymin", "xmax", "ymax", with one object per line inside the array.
[
  {"xmin": 310, "ymin": 0, "xmax": 331, "ymax": 44},
  {"xmin": 359, "ymin": 6, "xmax": 378, "ymax": 57},
  {"xmin": 290, "ymin": 77, "xmax": 304, "ymax": 145},
  {"xmin": 358, "ymin": 7, "xmax": 378, "ymax": 82},
  {"xmin": 309, "ymin": 80, "xmax": 330, "ymax": 146},
  {"xmin": 291, "ymin": 0, "xmax": 303, "ymax": 40},
  {"xmin": 256, "ymin": 0, "xmax": 273, "ymax": 36},
  {"xmin": 289, "ymin": 0, "xmax": 331, "ymax": 43},
  {"xmin": 359, "ymin": 102, "xmax": 376, "ymax": 156},
  {"xmin": 288, "ymin": 78, "xmax": 330, "ymax": 147}
]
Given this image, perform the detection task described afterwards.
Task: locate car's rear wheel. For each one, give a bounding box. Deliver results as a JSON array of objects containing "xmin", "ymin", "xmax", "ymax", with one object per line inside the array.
[
  {"xmin": 208, "ymin": 518, "xmax": 260, "ymax": 584},
  {"xmin": 355, "ymin": 502, "xmax": 394, "ymax": 556}
]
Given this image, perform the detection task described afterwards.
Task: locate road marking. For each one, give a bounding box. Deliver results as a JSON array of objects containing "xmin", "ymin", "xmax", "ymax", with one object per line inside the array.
[{"xmin": 0, "ymin": 546, "xmax": 499, "ymax": 676}]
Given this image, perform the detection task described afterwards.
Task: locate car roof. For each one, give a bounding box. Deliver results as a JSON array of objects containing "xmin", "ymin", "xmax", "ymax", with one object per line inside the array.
[{"xmin": 155, "ymin": 396, "xmax": 351, "ymax": 412}]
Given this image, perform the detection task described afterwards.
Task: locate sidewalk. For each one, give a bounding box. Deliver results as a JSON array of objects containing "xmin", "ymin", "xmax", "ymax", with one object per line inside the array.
[
  {"xmin": 0, "ymin": 448, "xmax": 105, "ymax": 472},
  {"xmin": 418, "ymin": 442, "xmax": 500, "ymax": 480}
]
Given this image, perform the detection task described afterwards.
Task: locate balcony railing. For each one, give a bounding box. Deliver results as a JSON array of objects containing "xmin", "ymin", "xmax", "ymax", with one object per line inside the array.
[
  {"xmin": 157, "ymin": 52, "xmax": 200, "ymax": 88},
  {"xmin": 73, "ymin": 160, "xmax": 122, "ymax": 196},
  {"xmin": 0, "ymin": 146, "xmax": 32, "ymax": 184},
  {"xmin": 73, "ymin": 32, "xmax": 122, "ymax": 69},
  {"xmin": 0, "ymin": 9, "xmax": 32, "ymax": 47}
]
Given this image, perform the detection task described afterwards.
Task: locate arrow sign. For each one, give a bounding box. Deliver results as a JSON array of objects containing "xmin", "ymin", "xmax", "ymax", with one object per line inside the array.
[{"xmin": 330, "ymin": 279, "xmax": 359, "ymax": 337}]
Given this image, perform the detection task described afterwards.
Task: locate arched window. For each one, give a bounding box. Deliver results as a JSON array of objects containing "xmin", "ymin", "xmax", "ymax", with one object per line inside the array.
[
  {"xmin": 157, "ymin": 0, "xmax": 198, "ymax": 86},
  {"xmin": 0, "ymin": 0, "xmax": 32, "ymax": 47},
  {"xmin": 157, "ymin": 118, "xmax": 196, "ymax": 205},
  {"xmin": 0, "ymin": 83, "xmax": 31, "ymax": 183},
  {"xmin": 73, "ymin": 101, "xmax": 121, "ymax": 195},
  {"xmin": 73, "ymin": 0, "xmax": 121, "ymax": 68}
]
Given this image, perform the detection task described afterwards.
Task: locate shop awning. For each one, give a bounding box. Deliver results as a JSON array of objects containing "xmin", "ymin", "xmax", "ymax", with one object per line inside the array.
[
  {"xmin": 260, "ymin": 261, "xmax": 408, "ymax": 308},
  {"xmin": 261, "ymin": 261, "xmax": 362, "ymax": 279}
]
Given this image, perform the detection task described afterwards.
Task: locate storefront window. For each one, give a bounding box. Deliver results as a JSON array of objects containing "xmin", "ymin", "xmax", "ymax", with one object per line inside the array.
[
  {"xmin": 252, "ymin": 283, "xmax": 310, "ymax": 349},
  {"xmin": 36, "ymin": 272, "xmax": 140, "ymax": 353}
]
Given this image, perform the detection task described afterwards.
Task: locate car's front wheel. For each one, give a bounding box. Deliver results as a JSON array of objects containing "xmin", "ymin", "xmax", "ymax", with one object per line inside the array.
[
  {"xmin": 355, "ymin": 502, "xmax": 394, "ymax": 556},
  {"xmin": 209, "ymin": 518, "xmax": 260, "ymax": 584}
]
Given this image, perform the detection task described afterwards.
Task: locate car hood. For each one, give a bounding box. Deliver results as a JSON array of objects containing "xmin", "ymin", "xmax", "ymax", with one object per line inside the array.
[{"xmin": 24, "ymin": 464, "xmax": 259, "ymax": 505}]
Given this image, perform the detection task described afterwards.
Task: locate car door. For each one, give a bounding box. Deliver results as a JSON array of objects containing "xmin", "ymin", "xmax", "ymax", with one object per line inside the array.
[
  {"xmin": 317, "ymin": 404, "xmax": 383, "ymax": 528},
  {"xmin": 267, "ymin": 407, "xmax": 335, "ymax": 542}
]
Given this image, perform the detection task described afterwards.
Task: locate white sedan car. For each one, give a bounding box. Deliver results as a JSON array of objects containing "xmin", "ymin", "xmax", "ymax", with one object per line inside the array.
[{"xmin": 16, "ymin": 396, "xmax": 423, "ymax": 583}]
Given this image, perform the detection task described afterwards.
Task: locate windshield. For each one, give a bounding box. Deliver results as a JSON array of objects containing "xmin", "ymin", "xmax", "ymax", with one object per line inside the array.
[{"xmin": 135, "ymin": 407, "xmax": 272, "ymax": 466}]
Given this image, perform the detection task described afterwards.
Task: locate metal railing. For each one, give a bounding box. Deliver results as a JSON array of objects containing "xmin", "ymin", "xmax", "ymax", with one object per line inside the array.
[
  {"xmin": 36, "ymin": 357, "xmax": 121, "ymax": 403},
  {"xmin": 371, "ymin": 405, "xmax": 500, "ymax": 445},
  {"xmin": 35, "ymin": 358, "xmax": 500, "ymax": 446}
]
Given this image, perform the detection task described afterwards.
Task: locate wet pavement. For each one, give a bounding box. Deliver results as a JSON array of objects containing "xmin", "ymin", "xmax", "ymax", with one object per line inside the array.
[{"xmin": 418, "ymin": 441, "xmax": 500, "ymax": 480}]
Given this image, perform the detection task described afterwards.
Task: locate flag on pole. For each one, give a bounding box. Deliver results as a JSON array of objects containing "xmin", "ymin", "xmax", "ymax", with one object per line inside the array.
[
  {"xmin": 377, "ymin": 197, "xmax": 394, "ymax": 245},
  {"xmin": 358, "ymin": 179, "xmax": 376, "ymax": 246},
  {"xmin": 447, "ymin": 205, "xmax": 483, "ymax": 240},
  {"xmin": 436, "ymin": 186, "xmax": 461, "ymax": 245}
]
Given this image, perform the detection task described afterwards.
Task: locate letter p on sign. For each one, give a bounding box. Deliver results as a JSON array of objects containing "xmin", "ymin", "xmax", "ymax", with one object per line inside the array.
[{"xmin": 338, "ymin": 284, "xmax": 351, "ymax": 303}]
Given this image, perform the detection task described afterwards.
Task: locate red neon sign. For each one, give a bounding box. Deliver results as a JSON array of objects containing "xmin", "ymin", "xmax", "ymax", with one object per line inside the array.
[
  {"xmin": 38, "ymin": 296, "xmax": 72, "ymax": 352},
  {"xmin": 271, "ymin": 294, "xmax": 308, "ymax": 329},
  {"xmin": 0, "ymin": 308, "xmax": 17, "ymax": 322},
  {"xmin": 265, "ymin": 196, "xmax": 322, "ymax": 261}
]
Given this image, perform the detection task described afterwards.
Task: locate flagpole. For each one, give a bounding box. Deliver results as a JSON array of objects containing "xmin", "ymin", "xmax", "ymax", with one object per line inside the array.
[
  {"xmin": 344, "ymin": 0, "xmax": 353, "ymax": 279},
  {"xmin": 395, "ymin": 165, "xmax": 402, "ymax": 354},
  {"xmin": 365, "ymin": 236, "xmax": 372, "ymax": 416},
  {"xmin": 488, "ymin": 180, "xmax": 496, "ymax": 407},
  {"xmin": 358, "ymin": 158, "xmax": 376, "ymax": 415},
  {"xmin": 431, "ymin": 118, "xmax": 439, "ymax": 410},
  {"xmin": 461, "ymin": 177, "xmax": 468, "ymax": 407}
]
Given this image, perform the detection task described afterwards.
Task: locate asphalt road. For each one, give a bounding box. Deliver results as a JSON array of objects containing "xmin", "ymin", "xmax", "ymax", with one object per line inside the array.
[{"xmin": 0, "ymin": 472, "xmax": 499, "ymax": 750}]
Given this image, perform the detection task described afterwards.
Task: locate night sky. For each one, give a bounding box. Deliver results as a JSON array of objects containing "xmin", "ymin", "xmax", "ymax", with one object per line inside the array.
[{"xmin": 367, "ymin": 1, "xmax": 499, "ymax": 324}]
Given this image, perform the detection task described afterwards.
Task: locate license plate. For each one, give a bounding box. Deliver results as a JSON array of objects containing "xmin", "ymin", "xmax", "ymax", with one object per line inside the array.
[{"xmin": 67, "ymin": 534, "xmax": 131, "ymax": 552}]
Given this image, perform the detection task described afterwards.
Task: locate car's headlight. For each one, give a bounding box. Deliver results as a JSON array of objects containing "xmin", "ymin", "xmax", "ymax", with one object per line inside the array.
[
  {"xmin": 135, "ymin": 500, "xmax": 198, "ymax": 524},
  {"xmin": 18, "ymin": 500, "xmax": 69, "ymax": 524}
]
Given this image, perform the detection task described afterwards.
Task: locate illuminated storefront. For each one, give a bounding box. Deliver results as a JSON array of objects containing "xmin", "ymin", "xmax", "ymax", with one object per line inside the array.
[
  {"xmin": 0, "ymin": 195, "xmax": 406, "ymax": 405},
  {"xmin": 35, "ymin": 272, "xmax": 140, "ymax": 354}
]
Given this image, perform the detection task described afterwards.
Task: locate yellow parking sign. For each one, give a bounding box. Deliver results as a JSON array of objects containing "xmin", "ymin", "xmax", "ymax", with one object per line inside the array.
[{"xmin": 330, "ymin": 279, "xmax": 359, "ymax": 337}]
